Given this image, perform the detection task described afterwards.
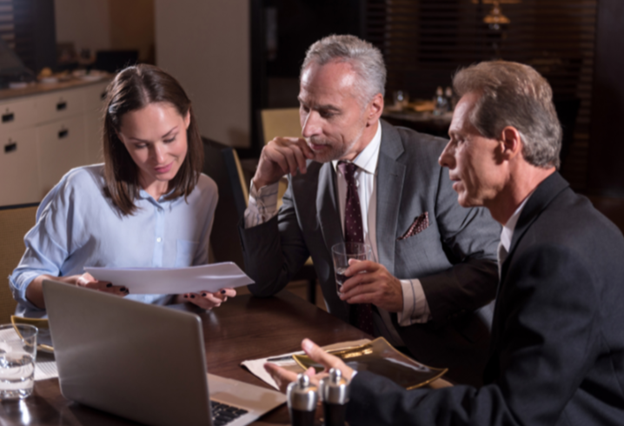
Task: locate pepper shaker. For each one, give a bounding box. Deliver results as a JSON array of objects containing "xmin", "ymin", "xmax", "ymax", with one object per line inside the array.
[
  {"xmin": 320, "ymin": 368, "xmax": 350, "ymax": 426},
  {"xmin": 287, "ymin": 373, "xmax": 318, "ymax": 426}
]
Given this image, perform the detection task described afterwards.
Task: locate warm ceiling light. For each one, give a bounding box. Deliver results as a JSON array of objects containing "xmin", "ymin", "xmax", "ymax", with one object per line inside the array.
[
  {"xmin": 485, "ymin": 1, "xmax": 510, "ymax": 26},
  {"xmin": 471, "ymin": 0, "xmax": 521, "ymax": 4},
  {"xmin": 473, "ymin": 0, "xmax": 521, "ymax": 28}
]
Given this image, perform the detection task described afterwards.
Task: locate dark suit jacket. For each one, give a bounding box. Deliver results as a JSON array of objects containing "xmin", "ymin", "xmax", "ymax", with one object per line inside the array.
[
  {"xmin": 239, "ymin": 121, "xmax": 500, "ymax": 385},
  {"xmin": 347, "ymin": 172, "xmax": 624, "ymax": 426}
]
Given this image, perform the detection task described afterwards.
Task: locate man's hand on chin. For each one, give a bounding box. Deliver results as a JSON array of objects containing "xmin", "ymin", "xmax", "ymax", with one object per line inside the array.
[{"xmin": 253, "ymin": 137, "xmax": 315, "ymax": 189}]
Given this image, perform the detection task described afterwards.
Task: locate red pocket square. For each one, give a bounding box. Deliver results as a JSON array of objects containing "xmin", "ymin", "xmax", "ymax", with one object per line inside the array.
[{"xmin": 398, "ymin": 212, "xmax": 429, "ymax": 240}]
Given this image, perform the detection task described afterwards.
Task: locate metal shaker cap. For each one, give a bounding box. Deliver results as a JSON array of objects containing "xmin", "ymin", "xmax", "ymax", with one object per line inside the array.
[
  {"xmin": 287, "ymin": 373, "xmax": 318, "ymax": 412},
  {"xmin": 319, "ymin": 368, "xmax": 349, "ymax": 405}
]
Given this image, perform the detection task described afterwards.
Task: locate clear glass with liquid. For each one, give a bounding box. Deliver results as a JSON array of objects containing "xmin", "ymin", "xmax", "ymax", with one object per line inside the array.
[
  {"xmin": 0, "ymin": 324, "xmax": 38, "ymax": 400},
  {"xmin": 331, "ymin": 242, "xmax": 374, "ymax": 296}
]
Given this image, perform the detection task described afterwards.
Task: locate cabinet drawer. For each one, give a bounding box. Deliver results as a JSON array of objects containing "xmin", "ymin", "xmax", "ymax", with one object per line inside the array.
[
  {"xmin": 0, "ymin": 98, "xmax": 38, "ymax": 133},
  {"xmin": 36, "ymin": 88, "xmax": 85, "ymax": 124},
  {"xmin": 37, "ymin": 116, "xmax": 87, "ymax": 197},
  {"xmin": 0, "ymin": 128, "xmax": 40, "ymax": 206},
  {"xmin": 84, "ymin": 81, "xmax": 110, "ymax": 111}
]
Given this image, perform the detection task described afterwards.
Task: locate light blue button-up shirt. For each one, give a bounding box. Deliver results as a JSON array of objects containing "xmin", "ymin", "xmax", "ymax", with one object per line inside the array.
[{"xmin": 9, "ymin": 164, "xmax": 218, "ymax": 318}]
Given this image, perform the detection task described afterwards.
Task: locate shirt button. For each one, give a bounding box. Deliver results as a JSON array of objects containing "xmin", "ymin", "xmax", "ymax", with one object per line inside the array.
[{"xmin": 156, "ymin": 237, "xmax": 162, "ymax": 243}]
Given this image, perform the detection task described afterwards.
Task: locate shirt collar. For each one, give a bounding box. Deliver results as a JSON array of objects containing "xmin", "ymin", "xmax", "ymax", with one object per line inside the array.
[
  {"xmin": 138, "ymin": 187, "xmax": 178, "ymax": 206},
  {"xmin": 332, "ymin": 120, "xmax": 382, "ymax": 175},
  {"xmin": 500, "ymin": 192, "xmax": 533, "ymax": 252}
]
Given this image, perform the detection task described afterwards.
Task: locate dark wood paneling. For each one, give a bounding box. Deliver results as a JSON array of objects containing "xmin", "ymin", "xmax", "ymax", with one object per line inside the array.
[
  {"xmin": 0, "ymin": 0, "xmax": 55, "ymax": 73},
  {"xmin": 365, "ymin": 0, "xmax": 597, "ymax": 192},
  {"xmin": 587, "ymin": 0, "xmax": 624, "ymax": 197},
  {"xmin": 31, "ymin": 0, "xmax": 56, "ymax": 72}
]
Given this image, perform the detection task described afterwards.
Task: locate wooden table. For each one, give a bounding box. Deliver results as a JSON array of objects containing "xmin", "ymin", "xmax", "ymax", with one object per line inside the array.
[{"xmin": 0, "ymin": 292, "xmax": 369, "ymax": 425}]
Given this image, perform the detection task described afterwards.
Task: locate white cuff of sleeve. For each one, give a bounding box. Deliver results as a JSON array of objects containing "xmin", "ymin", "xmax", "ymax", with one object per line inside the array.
[
  {"xmin": 244, "ymin": 181, "xmax": 280, "ymax": 228},
  {"xmin": 397, "ymin": 279, "xmax": 432, "ymax": 326}
]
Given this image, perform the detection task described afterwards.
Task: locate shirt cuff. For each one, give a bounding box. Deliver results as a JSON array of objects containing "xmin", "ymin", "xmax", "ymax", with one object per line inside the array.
[
  {"xmin": 9, "ymin": 272, "xmax": 44, "ymax": 312},
  {"xmin": 244, "ymin": 181, "xmax": 280, "ymax": 228},
  {"xmin": 397, "ymin": 279, "xmax": 431, "ymax": 326}
]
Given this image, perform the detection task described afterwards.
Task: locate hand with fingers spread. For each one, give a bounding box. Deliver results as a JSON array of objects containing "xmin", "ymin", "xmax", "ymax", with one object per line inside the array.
[
  {"xmin": 253, "ymin": 137, "xmax": 315, "ymax": 189},
  {"xmin": 339, "ymin": 259, "xmax": 404, "ymax": 312},
  {"xmin": 176, "ymin": 288, "xmax": 237, "ymax": 310},
  {"xmin": 264, "ymin": 338, "xmax": 354, "ymax": 393},
  {"xmin": 75, "ymin": 272, "xmax": 129, "ymax": 297}
]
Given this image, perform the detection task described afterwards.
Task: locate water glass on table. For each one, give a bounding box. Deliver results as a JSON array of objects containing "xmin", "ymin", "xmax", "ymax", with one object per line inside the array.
[
  {"xmin": 0, "ymin": 324, "xmax": 38, "ymax": 400},
  {"xmin": 331, "ymin": 242, "xmax": 373, "ymax": 296}
]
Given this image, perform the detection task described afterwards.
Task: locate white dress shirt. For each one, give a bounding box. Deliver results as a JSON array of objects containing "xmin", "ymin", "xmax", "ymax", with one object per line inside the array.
[
  {"xmin": 501, "ymin": 194, "xmax": 532, "ymax": 253},
  {"xmin": 498, "ymin": 193, "xmax": 533, "ymax": 279},
  {"xmin": 244, "ymin": 122, "xmax": 432, "ymax": 344}
]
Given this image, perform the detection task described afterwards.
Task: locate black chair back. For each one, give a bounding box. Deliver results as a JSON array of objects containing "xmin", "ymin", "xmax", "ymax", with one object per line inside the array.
[{"xmin": 202, "ymin": 138, "xmax": 247, "ymax": 269}]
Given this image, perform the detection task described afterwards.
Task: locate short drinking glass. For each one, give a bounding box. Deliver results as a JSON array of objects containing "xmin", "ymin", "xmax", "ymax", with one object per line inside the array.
[
  {"xmin": 0, "ymin": 324, "xmax": 38, "ymax": 400},
  {"xmin": 331, "ymin": 242, "xmax": 373, "ymax": 296}
]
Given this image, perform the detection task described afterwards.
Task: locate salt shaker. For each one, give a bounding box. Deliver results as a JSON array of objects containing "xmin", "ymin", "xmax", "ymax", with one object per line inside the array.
[
  {"xmin": 320, "ymin": 368, "xmax": 350, "ymax": 426},
  {"xmin": 287, "ymin": 373, "xmax": 318, "ymax": 426}
]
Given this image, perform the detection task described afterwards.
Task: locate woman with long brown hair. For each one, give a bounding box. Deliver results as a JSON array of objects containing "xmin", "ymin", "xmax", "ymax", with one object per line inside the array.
[{"xmin": 10, "ymin": 64, "xmax": 235, "ymax": 317}]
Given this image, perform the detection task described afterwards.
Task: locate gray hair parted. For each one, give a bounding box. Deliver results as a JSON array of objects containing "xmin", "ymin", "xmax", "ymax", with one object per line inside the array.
[
  {"xmin": 453, "ymin": 60, "xmax": 562, "ymax": 169},
  {"xmin": 301, "ymin": 34, "xmax": 386, "ymax": 104}
]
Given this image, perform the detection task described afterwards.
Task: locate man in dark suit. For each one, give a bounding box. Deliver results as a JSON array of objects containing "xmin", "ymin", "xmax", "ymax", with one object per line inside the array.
[
  {"xmin": 267, "ymin": 60, "xmax": 624, "ymax": 425},
  {"xmin": 240, "ymin": 34, "xmax": 500, "ymax": 385}
]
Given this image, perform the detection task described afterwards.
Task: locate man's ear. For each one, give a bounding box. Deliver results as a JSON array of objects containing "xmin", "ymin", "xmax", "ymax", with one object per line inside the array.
[
  {"xmin": 500, "ymin": 126, "xmax": 523, "ymax": 161},
  {"xmin": 366, "ymin": 93, "xmax": 384, "ymax": 125}
]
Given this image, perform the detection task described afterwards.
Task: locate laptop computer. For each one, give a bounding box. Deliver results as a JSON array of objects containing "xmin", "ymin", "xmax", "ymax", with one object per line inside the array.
[{"xmin": 42, "ymin": 279, "xmax": 286, "ymax": 426}]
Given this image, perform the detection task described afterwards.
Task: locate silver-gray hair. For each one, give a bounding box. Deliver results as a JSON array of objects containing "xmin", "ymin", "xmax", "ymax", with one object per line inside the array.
[
  {"xmin": 301, "ymin": 34, "xmax": 386, "ymax": 104},
  {"xmin": 453, "ymin": 60, "xmax": 562, "ymax": 169}
]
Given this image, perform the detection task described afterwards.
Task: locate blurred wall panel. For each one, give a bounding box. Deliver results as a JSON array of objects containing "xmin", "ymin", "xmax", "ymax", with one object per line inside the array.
[
  {"xmin": 154, "ymin": 0, "xmax": 250, "ymax": 149},
  {"xmin": 588, "ymin": 0, "xmax": 624, "ymax": 197}
]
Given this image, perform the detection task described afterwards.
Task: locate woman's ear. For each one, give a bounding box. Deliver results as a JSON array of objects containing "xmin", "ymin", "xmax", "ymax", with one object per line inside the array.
[{"xmin": 184, "ymin": 109, "xmax": 191, "ymax": 130}]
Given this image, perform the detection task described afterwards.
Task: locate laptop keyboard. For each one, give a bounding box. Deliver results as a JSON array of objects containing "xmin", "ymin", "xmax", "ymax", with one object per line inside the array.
[{"xmin": 210, "ymin": 401, "xmax": 248, "ymax": 426}]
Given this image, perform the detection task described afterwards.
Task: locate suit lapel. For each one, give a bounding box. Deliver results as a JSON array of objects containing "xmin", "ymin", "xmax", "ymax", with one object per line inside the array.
[
  {"xmin": 317, "ymin": 162, "xmax": 343, "ymax": 254},
  {"xmin": 500, "ymin": 172, "xmax": 569, "ymax": 282},
  {"xmin": 490, "ymin": 172, "xmax": 570, "ymax": 345},
  {"xmin": 375, "ymin": 122, "xmax": 406, "ymax": 276}
]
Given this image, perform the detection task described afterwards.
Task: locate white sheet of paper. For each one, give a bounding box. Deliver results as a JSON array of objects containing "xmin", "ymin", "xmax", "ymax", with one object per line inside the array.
[
  {"xmin": 241, "ymin": 339, "xmax": 371, "ymax": 390},
  {"xmin": 35, "ymin": 361, "xmax": 58, "ymax": 381},
  {"xmin": 85, "ymin": 262, "xmax": 254, "ymax": 294}
]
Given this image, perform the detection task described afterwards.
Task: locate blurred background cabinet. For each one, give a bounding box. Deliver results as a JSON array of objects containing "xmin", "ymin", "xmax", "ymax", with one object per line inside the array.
[{"xmin": 0, "ymin": 80, "xmax": 109, "ymax": 206}]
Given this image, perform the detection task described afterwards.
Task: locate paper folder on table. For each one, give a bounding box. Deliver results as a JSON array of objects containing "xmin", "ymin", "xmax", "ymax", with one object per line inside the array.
[{"xmin": 293, "ymin": 337, "xmax": 448, "ymax": 390}]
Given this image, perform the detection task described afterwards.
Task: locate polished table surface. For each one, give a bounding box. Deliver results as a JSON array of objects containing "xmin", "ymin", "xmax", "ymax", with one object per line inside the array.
[{"xmin": 0, "ymin": 291, "xmax": 369, "ymax": 425}]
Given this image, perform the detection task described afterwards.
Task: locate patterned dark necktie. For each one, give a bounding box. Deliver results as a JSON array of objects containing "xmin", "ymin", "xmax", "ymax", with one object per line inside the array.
[{"xmin": 338, "ymin": 161, "xmax": 375, "ymax": 335}]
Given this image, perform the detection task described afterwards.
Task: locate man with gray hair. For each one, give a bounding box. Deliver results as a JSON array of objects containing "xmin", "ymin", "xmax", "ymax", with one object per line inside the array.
[
  {"xmin": 240, "ymin": 35, "xmax": 500, "ymax": 385},
  {"xmin": 266, "ymin": 60, "xmax": 624, "ymax": 425}
]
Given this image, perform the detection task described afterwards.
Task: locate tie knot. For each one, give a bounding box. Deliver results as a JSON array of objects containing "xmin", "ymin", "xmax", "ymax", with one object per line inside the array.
[{"xmin": 338, "ymin": 161, "xmax": 357, "ymax": 178}]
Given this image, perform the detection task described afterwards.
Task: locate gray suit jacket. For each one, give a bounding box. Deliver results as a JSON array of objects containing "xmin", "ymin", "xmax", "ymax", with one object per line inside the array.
[{"xmin": 239, "ymin": 121, "xmax": 500, "ymax": 384}]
